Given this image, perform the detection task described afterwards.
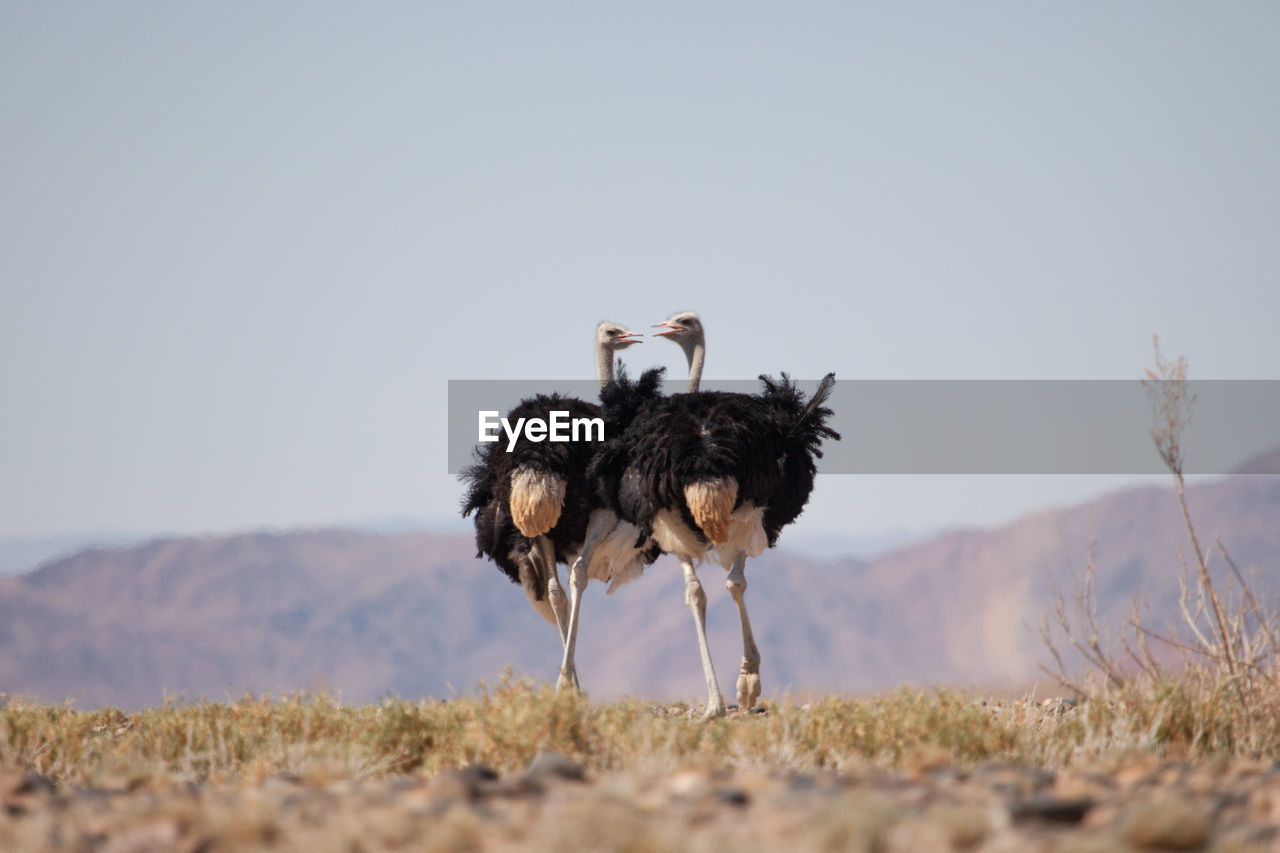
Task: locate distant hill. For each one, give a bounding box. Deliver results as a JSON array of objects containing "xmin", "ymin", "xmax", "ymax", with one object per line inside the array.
[
  {"xmin": 0, "ymin": 532, "xmax": 142, "ymax": 577},
  {"xmin": 0, "ymin": 469, "xmax": 1276, "ymax": 709}
]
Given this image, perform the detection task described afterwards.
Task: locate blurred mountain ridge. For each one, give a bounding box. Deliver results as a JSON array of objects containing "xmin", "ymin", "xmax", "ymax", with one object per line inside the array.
[{"xmin": 1, "ymin": 460, "xmax": 1276, "ymax": 709}]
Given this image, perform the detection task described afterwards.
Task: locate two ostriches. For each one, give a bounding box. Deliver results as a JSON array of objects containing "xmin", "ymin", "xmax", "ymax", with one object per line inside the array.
[{"xmin": 461, "ymin": 313, "xmax": 839, "ymax": 717}]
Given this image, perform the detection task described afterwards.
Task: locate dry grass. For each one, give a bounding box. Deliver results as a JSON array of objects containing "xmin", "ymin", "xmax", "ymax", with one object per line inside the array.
[
  {"xmin": 3, "ymin": 671, "xmax": 1278, "ymax": 791},
  {"xmin": 5, "ymin": 676, "xmax": 1278, "ymax": 852}
]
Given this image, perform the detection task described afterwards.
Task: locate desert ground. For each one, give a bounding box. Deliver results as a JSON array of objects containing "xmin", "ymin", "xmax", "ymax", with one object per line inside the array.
[{"xmin": 3, "ymin": 682, "xmax": 1279, "ymax": 852}]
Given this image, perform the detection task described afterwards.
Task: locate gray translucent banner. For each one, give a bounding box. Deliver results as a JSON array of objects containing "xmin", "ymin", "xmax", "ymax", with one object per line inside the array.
[{"xmin": 446, "ymin": 380, "xmax": 1280, "ymax": 475}]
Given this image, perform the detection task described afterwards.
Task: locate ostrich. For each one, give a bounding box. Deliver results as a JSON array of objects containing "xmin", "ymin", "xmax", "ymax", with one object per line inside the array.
[
  {"xmin": 551, "ymin": 313, "xmax": 709, "ymax": 694},
  {"xmin": 591, "ymin": 351, "xmax": 839, "ymax": 717},
  {"xmin": 460, "ymin": 321, "xmax": 687, "ymax": 691},
  {"xmin": 459, "ymin": 322, "xmax": 642, "ymax": 675},
  {"xmin": 551, "ymin": 317, "xmax": 715, "ymax": 690}
]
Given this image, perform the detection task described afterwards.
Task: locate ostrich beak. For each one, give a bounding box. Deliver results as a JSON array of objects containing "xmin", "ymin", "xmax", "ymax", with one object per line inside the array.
[
  {"xmin": 652, "ymin": 321, "xmax": 680, "ymax": 338},
  {"xmin": 616, "ymin": 329, "xmax": 643, "ymax": 345}
]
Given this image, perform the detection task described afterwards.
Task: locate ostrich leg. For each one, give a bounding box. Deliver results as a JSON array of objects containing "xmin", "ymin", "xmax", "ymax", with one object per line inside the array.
[
  {"xmin": 681, "ymin": 556, "xmax": 727, "ymax": 718},
  {"xmin": 557, "ymin": 510, "xmax": 616, "ymax": 693},
  {"xmin": 538, "ymin": 537, "xmax": 577, "ymax": 687},
  {"xmin": 725, "ymin": 552, "xmax": 761, "ymax": 709}
]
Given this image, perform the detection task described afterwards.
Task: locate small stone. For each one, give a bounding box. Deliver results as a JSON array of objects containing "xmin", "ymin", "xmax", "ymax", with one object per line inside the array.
[
  {"xmin": 1158, "ymin": 762, "xmax": 1194, "ymax": 786},
  {"xmin": 1117, "ymin": 795, "xmax": 1212, "ymax": 850},
  {"xmin": 1113, "ymin": 763, "xmax": 1157, "ymax": 788},
  {"xmin": 668, "ymin": 770, "xmax": 713, "ymax": 799},
  {"xmin": 716, "ymin": 787, "xmax": 750, "ymax": 807},
  {"xmin": 929, "ymin": 767, "xmax": 969, "ymax": 786},
  {"xmin": 1082, "ymin": 802, "xmax": 1122, "ymax": 830},
  {"xmin": 525, "ymin": 751, "xmax": 585, "ymax": 783},
  {"xmin": 433, "ymin": 765, "xmax": 501, "ymax": 801},
  {"xmin": 16, "ymin": 771, "xmax": 57, "ymax": 796},
  {"xmin": 1215, "ymin": 790, "xmax": 1250, "ymax": 812},
  {"xmin": 926, "ymin": 803, "xmax": 992, "ymax": 848},
  {"xmin": 1009, "ymin": 795, "xmax": 1094, "ymax": 824},
  {"xmin": 110, "ymin": 818, "xmax": 181, "ymax": 851},
  {"xmin": 974, "ymin": 763, "xmax": 1053, "ymax": 796},
  {"xmin": 1054, "ymin": 769, "xmax": 1113, "ymax": 801},
  {"xmin": 261, "ymin": 774, "xmax": 303, "ymax": 790},
  {"xmin": 1, "ymin": 769, "xmax": 57, "ymax": 818},
  {"xmin": 787, "ymin": 773, "xmax": 819, "ymax": 793}
]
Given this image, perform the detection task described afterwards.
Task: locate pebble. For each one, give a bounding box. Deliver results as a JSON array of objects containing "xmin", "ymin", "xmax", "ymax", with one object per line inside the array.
[
  {"xmin": 524, "ymin": 750, "xmax": 585, "ymax": 783},
  {"xmin": 716, "ymin": 786, "xmax": 750, "ymax": 807},
  {"xmin": 431, "ymin": 765, "xmax": 500, "ymax": 802},
  {"xmin": 16, "ymin": 772, "xmax": 58, "ymax": 796},
  {"xmin": 1117, "ymin": 795, "xmax": 1212, "ymax": 850},
  {"xmin": 1008, "ymin": 794, "xmax": 1095, "ymax": 824}
]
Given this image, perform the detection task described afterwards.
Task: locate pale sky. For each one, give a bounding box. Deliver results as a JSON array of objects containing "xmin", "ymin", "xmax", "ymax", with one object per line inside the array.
[{"xmin": 3, "ymin": 3, "xmax": 1278, "ymax": 544}]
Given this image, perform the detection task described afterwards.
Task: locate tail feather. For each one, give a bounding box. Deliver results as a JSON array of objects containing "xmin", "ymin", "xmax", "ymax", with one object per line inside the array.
[
  {"xmin": 509, "ymin": 467, "xmax": 566, "ymax": 537},
  {"xmin": 794, "ymin": 372, "xmax": 840, "ymax": 454},
  {"xmin": 759, "ymin": 371, "xmax": 841, "ymax": 455},
  {"xmin": 683, "ymin": 476, "xmax": 738, "ymax": 545},
  {"xmin": 757, "ymin": 372, "xmax": 840, "ymax": 543}
]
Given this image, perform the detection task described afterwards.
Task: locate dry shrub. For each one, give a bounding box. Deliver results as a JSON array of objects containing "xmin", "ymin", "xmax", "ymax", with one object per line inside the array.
[{"xmin": 1039, "ymin": 336, "xmax": 1280, "ymax": 757}]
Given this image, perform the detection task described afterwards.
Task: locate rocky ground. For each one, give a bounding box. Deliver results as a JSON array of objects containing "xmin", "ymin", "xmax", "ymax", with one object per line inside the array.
[
  {"xmin": 6, "ymin": 747, "xmax": 1280, "ymax": 851},
  {"xmin": 4, "ymin": 699, "xmax": 1280, "ymax": 852}
]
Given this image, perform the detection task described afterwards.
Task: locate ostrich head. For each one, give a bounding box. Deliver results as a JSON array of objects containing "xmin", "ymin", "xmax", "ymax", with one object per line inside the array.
[
  {"xmin": 596, "ymin": 320, "xmax": 642, "ymax": 385},
  {"xmin": 652, "ymin": 311, "xmax": 705, "ymax": 392},
  {"xmin": 597, "ymin": 321, "xmax": 643, "ymax": 352}
]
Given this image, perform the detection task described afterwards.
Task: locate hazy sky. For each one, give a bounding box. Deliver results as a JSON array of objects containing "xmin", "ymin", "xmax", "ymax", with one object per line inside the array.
[{"xmin": 3, "ymin": 3, "xmax": 1278, "ymax": 543}]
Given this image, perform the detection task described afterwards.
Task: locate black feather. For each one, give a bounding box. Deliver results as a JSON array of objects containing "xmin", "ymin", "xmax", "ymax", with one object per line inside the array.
[
  {"xmin": 458, "ymin": 393, "xmax": 601, "ymax": 594},
  {"xmin": 590, "ymin": 372, "xmax": 840, "ymax": 550},
  {"xmin": 460, "ymin": 366, "xmax": 667, "ymax": 599}
]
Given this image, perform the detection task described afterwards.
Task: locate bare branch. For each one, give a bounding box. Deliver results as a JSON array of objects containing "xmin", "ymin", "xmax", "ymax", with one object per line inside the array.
[{"xmin": 1219, "ymin": 534, "xmax": 1280, "ymax": 658}]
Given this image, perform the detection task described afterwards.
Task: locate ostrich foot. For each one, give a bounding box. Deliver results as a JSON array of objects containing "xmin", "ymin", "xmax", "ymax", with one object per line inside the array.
[
  {"xmin": 736, "ymin": 664, "xmax": 761, "ymax": 710},
  {"xmin": 701, "ymin": 697, "xmax": 728, "ymax": 720},
  {"xmin": 556, "ymin": 667, "xmax": 580, "ymax": 693}
]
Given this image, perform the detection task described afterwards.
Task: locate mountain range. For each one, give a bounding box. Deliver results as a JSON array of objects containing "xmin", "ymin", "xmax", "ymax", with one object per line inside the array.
[{"xmin": 1, "ymin": 452, "xmax": 1276, "ymax": 709}]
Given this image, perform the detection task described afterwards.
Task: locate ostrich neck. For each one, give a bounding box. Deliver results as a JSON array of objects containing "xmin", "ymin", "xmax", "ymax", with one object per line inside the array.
[
  {"xmin": 596, "ymin": 341, "xmax": 615, "ymax": 387},
  {"xmin": 685, "ymin": 340, "xmax": 704, "ymax": 392}
]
